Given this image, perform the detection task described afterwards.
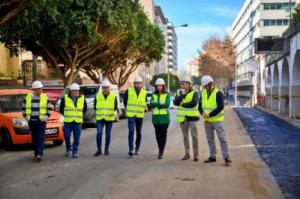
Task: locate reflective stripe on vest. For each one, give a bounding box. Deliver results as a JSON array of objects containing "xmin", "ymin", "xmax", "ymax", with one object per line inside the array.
[
  {"xmin": 152, "ymin": 93, "xmax": 168, "ymax": 116},
  {"xmin": 176, "ymin": 90, "xmax": 199, "ymax": 123},
  {"xmin": 63, "ymin": 95, "xmax": 85, "ymax": 123},
  {"xmin": 201, "ymin": 87, "xmax": 224, "ymax": 122},
  {"xmin": 126, "ymin": 87, "xmax": 147, "ymax": 118},
  {"xmin": 96, "ymin": 92, "xmax": 116, "ymax": 121},
  {"xmin": 25, "ymin": 93, "xmax": 47, "ymax": 121}
]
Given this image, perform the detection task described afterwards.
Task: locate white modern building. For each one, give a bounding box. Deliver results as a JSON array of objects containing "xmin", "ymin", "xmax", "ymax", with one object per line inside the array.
[
  {"xmin": 166, "ymin": 21, "xmax": 178, "ymax": 75},
  {"xmin": 231, "ymin": 0, "xmax": 296, "ymax": 106}
]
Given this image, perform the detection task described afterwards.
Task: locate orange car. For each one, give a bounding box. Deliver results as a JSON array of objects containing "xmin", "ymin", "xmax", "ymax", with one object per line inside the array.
[{"xmin": 0, "ymin": 89, "xmax": 64, "ymax": 149}]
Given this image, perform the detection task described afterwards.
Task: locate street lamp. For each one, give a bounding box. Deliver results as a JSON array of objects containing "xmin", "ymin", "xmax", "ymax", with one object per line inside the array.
[{"xmin": 168, "ymin": 23, "xmax": 188, "ymax": 92}]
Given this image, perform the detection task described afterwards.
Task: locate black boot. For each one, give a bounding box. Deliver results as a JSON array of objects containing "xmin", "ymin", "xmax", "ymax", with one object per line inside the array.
[
  {"xmin": 204, "ymin": 157, "xmax": 216, "ymax": 163},
  {"xmin": 158, "ymin": 150, "xmax": 163, "ymax": 159}
]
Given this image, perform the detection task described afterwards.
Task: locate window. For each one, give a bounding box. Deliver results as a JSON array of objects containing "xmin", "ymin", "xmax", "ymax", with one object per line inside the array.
[{"xmin": 263, "ymin": 2, "xmax": 296, "ymax": 10}]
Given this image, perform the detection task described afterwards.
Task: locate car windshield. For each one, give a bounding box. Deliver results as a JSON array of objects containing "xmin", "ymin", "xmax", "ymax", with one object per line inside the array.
[{"xmin": 0, "ymin": 94, "xmax": 26, "ymax": 112}]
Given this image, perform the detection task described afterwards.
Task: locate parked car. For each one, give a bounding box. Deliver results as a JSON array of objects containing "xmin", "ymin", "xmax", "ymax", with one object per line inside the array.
[
  {"xmin": 56, "ymin": 84, "xmax": 123, "ymax": 125},
  {"xmin": 0, "ymin": 89, "xmax": 64, "ymax": 150}
]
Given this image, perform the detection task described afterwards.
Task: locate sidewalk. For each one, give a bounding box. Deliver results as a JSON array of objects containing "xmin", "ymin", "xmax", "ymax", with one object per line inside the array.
[{"xmin": 171, "ymin": 107, "xmax": 284, "ymax": 199}]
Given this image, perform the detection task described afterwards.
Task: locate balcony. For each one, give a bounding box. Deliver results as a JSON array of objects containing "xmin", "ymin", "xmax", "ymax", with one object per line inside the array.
[{"xmin": 237, "ymin": 77, "xmax": 255, "ymax": 86}]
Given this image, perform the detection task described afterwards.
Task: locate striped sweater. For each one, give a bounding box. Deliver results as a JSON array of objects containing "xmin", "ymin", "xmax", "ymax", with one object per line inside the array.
[{"xmin": 22, "ymin": 94, "xmax": 52, "ymax": 121}]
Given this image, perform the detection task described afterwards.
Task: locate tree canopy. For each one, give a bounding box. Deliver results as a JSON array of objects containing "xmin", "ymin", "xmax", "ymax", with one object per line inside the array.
[{"xmin": 0, "ymin": 0, "xmax": 165, "ymax": 86}]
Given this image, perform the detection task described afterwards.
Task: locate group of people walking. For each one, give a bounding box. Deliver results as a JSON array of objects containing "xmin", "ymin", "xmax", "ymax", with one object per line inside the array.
[{"xmin": 22, "ymin": 75, "xmax": 231, "ymax": 166}]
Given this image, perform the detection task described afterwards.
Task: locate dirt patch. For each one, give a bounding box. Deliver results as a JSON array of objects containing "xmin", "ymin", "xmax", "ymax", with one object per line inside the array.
[
  {"xmin": 240, "ymin": 161, "xmax": 271, "ymax": 199},
  {"xmin": 175, "ymin": 177, "xmax": 195, "ymax": 182}
]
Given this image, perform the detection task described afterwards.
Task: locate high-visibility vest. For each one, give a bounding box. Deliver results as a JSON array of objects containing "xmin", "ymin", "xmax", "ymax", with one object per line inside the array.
[
  {"xmin": 152, "ymin": 93, "xmax": 168, "ymax": 116},
  {"xmin": 126, "ymin": 87, "xmax": 147, "ymax": 118},
  {"xmin": 201, "ymin": 87, "xmax": 224, "ymax": 122},
  {"xmin": 176, "ymin": 90, "xmax": 199, "ymax": 123},
  {"xmin": 63, "ymin": 95, "xmax": 85, "ymax": 123},
  {"xmin": 95, "ymin": 92, "xmax": 116, "ymax": 121},
  {"xmin": 25, "ymin": 93, "xmax": 47, "ymax": 121}
]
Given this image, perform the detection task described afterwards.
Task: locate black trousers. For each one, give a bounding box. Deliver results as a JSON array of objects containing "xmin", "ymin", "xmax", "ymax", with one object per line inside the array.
[{"xmin": 153, "ymin": 123, "xmax": 169, "ymax": 153}]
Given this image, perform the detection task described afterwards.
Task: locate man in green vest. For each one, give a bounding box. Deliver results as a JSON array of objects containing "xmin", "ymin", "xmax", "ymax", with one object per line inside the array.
[
  {"xmin": 22, "ymin": 80, "xmax": 52, "ymax": 162},
  {"xmin": 94, "ymin": 80, "xmax": 117, "ymax": 156},
  {"xmin": 59, "ymin": 83, "xmax": 87, "ymax": 158},
  {"xmin": 124, "ymin": 76, "xmax": 147, "ymax": 157},
  {"xmin": 199, "ymin": 75, "xmax": 231, "ymax": 166},
  {"xmin": 174, "ymin": 77, "xmax": 200, "ymax": 161}
]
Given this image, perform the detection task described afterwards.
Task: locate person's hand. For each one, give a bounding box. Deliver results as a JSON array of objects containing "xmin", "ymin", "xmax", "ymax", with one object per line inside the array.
[
  {"xmin": 50, "ymin": 104, "xmax": 54, "ymax": 110},
  {"xmin": 203, "ymin": 113, "xmax": 209, "ymax": 119},
  {"xmin": 181, "ymin": 89, "xmax": 186, "ymax": 95}
]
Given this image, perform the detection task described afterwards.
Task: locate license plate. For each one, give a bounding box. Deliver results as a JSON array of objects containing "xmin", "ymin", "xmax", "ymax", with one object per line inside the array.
[{"xmin": 45, "ymin": 128, "xmax": 58, "ymax": 135}]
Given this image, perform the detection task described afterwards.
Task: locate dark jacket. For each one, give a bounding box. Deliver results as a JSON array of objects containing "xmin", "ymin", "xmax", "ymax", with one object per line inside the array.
[
  {"xmin": 59, "ymin": 94, "xmax": 87, "ymax": 115},
  {"xmin": 173, "ymin": 88, "xmax": 199, "ymax": 122},
  {"xmin": 198, "ymin": 88, "xmax": 224, "ymax": 117}
]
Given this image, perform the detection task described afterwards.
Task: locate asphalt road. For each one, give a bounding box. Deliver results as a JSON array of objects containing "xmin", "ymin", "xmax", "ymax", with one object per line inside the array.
[
  {"xmin": 234, "ymin": 107, "xmax": 300, "ymax": 199},
  {"xmin": 0, "ymin": 109, "xmax": 284, "ymax": 199}
]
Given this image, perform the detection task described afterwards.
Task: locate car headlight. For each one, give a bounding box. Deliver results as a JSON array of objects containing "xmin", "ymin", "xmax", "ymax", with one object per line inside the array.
[
  {"xmin": 87, "ymin": 101, "xmax": 94, "ymax": 109},
  {"xmin": 13, "ymin": 118, "xmax": 28, "ymax": 128}
]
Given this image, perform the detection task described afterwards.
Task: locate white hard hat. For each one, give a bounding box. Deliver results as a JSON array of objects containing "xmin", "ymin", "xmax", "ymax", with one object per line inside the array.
[
  {"xmin": 102, "ymin": 80, "xmax": 110, "ymax": 87},
  {"xmin": 133, "ymin": 76, "xmax": 143, "ymax": 83},
  {"xmin": 201, "ymin": 75, "xmax": 214, "ymax": 87},
  {"xmin": 155, "ymin": 78, "xmax": 165, "ymax": 85},
  {"xmin": 181, "ymin": 76, "xmax": 191, "ymax": 83},
  {"xmin": 31, "ymin": 80, "xmax": 43, "ymax": 89},
  {"xmin": 70, "ymin": 83, "xmax": 80, "ymax": 91}
]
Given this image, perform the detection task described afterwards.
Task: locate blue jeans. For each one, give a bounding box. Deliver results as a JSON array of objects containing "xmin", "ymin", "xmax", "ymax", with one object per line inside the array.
[
  {"xmin": 63, "ymin": 122, "xmax": 82, "ymax": 154},
  {"xmin": 128, "ymin": 117, "xmax": 143, "ymax": 152},
  {"xmin": 96, "ymin": 120, "xmax": 113, "ymax": 152},
  {"xmin": 29, "ymin": 120, "xmax": 46, "ymax": 156}
]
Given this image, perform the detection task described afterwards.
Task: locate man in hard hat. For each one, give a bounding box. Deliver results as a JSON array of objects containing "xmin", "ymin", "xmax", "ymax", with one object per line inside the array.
[
  {"xmin": 59, "ymin": 83, "xmax": 87, "ymax": 158},
  {"xmin": 199, "ymin": 75, "xmax": 231, "ymax": 166},
  {"xmin": 174, "ymin": 77, "xmax": 200, "ymax": 161},
  {"xmin": 94, "ymin": 80, "xmax": 117, "ymax": 156},
  {"xmin": 22, "ymin": 81, "xmax": 52, "ymax": 162},
  {"xmin": 124, "ymin": 76, "xmax": 147, "ymax": 157}
]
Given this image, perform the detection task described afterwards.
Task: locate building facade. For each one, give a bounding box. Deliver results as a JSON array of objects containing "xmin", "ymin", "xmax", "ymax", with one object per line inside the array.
[{"xmin": 231, "ymin": 0, "xmax": 296, "ymax": 106}]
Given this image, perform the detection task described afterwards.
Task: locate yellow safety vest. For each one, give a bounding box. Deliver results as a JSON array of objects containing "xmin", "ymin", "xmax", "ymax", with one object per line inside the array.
[
  {"xmin": 63, "ymin": 95, "xmax": 85, "ymax": 123},
  {"xmin": 176, "ymin": 90, "xmax": 199, "ymax": 123},
  {"xmin": 152, "ymin": 93, "xmax": 168, "ymax": 116},
  {"xmin": 126, "ymin": 87, "xmax": 147, "ymax": 118},
  {"xmin": 96, "ymin": 92, "xmax": 116, "ymax": 121},
  {"xmin": 25, "ymin": 93, "xmax": 47, "ymax": 121},
  {"xmin": 201, "ymin": 87, "xmax": 224, "ymax": 122}
]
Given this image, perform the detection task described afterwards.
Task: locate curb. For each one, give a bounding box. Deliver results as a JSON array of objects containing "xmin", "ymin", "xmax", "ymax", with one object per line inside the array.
[{"xmin": 254, "ymin": 106, "xmax": 300, "ymax": 130}]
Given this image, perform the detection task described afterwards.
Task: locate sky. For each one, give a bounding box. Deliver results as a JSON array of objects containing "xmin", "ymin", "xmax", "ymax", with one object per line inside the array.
[{"xmin": 154, "ymin": 0, "xmax": 244, "ymax": 71}]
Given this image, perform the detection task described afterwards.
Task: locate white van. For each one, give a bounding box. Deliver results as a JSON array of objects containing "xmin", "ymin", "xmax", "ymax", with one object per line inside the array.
[{"xmin": 56, "ymin": 84, "xmax": 124, "ymax": 125}]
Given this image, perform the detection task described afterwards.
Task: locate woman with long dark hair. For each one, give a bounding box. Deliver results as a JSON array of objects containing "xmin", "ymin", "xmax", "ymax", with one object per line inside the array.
[{"xmin": 150, "ymin": 78, "xmax": 171, "ymax": 159}]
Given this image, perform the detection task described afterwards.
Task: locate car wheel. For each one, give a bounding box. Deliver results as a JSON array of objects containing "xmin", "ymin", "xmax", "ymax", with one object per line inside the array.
[
  {"xmin": 53, "ymin": 140, "xmax": 64, "ymax": 146},
  {"xmin": 0, "ymin": 128, "xmax": 13, "ymax": 150}
]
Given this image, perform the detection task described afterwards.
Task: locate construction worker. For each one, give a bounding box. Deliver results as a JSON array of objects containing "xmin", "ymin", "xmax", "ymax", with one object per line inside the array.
[
  {"xmin": 22, "ymin": 81, "xmax": 52, "ymax": 162},
  {"xmin": 124, "ymin": 76, "xmax": 147, "ymax": 157},
  {"xmin": 150, "ymin": 78, "xmax": 171, "ymax": 159},
  {"xmin": 59, "ymin": 83, "xmax": 87, "ymax": 158},
  {"xmin": 199, "ymin": 75, "xmax": 232, "ymax": 166},
  {"xmin": 174, "ymin": 77, "xmax": 200, "ymax": 161},
  {"xmin": 94, "ymin": 80, "xmax": 117, "ymax": 156}
]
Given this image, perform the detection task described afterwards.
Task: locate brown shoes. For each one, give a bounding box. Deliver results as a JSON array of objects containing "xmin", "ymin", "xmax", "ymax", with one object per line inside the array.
[
  {"xmin": 193, "ymin": 154, "xmax": 199, "ymax": 162},
  {"xmin": 182, "ymin": 154, "xmax": 190, "ymax": 160}
]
